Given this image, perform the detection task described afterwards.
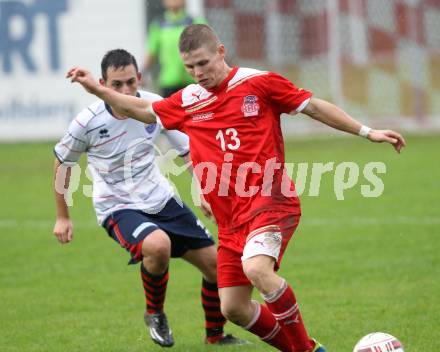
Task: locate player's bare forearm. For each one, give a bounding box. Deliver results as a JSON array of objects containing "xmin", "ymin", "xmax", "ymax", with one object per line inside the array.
[
  {"xmin": 301, "ymin": 98, "xmax": 406, "ymax": 153},
  {"xmin": 97, "ymin": 86, "xmax": 156, "ymax": 124},
  {"xmin": 53, "ymin": 159, "xmax": 74, "ymax": 243},
  {"xmin": 67, "ymin": 67, "xmax": 156, "ymax": 124},
  {"xmin": 53, "ymin": 159, "xmax": 70, "ymax": 219},
  {"xmin": 302, "ymin": 98, "xmax": 362, "ymax": 135}
]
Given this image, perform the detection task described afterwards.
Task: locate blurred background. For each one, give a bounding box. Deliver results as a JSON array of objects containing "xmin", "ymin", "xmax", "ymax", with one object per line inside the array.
[{"xmin": 1, "ymin": 0, "xmax": 439, "ymax": 141}]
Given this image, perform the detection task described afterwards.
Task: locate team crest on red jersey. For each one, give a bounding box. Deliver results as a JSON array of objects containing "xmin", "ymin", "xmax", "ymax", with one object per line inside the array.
[{"xmin": 241, "ymin": 95, "xmax": 260, "ymax": 117}]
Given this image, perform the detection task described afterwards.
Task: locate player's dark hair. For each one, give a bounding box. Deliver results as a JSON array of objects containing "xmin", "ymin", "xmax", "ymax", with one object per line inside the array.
[
  {"xmin": 179, "ymin": 24, "xmax": 220, "ymax": 53},
  {"xmin": 101, "ymin": 49, "xmax": 138, "ymax": 81}
]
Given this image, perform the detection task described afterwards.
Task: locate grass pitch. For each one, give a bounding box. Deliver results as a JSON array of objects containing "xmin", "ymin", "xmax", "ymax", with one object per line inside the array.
[{"xmin": 0, "ymin": 134, "xmax": 439, "ymax": 351}]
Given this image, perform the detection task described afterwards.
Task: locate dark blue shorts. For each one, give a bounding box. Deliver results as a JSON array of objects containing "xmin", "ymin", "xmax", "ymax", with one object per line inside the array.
[{"xmin": 103, "ymin": 197, "xmax": 215, "ymax": 264}]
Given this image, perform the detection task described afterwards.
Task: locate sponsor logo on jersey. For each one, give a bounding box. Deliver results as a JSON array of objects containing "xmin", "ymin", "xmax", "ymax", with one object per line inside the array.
[
  {"xmin": 241, "ymin": 95, "xmax": 260, "ymax": 117},
  {"xmin": 145, "ymin": 123, "xmax": 157, "ymax": 134},
  {"xmin": 99, "ymin": 128, "xmax": 110, "ymax": 138},
  {"xmin": 191, "ymin": 112, "xmax": 214, "ymax": 122}
]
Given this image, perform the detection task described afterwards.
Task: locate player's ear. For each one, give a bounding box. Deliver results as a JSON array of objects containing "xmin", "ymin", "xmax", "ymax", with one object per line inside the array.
[
  {"xmin": 99, "ymin": 78, "xmax": 105, "ymax": 86},
  {"xmin": 218, "ymin": 44, "xmax": 226, "ymax": 58},
  {"xmin": 137, "ymin": 72, "xmax": 142, "ymax": 82}
]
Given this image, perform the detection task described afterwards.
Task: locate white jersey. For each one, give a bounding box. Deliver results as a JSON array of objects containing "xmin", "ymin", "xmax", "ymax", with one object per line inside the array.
[{"xmin": 54, "ymin": 90, "xmax": 189, "ymax": 224}]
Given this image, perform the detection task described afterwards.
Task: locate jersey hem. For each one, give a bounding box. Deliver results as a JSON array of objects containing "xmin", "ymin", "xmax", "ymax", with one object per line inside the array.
[
  {"xmin": 97, "ymin": 193, "xmax": 174, "ymax": 226},
  {"xmin": 217, "ymin": 208, "xmax": 301, "ymax": 233}
]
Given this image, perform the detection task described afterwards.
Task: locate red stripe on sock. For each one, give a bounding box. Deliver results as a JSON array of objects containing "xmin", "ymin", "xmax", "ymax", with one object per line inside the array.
[
  {"xmin": 204, "ymin": 310, "xmax": 224, "ymax": 318},
  {"xmin": 205, "ymin": 321, "xmax": 225, "ymax": 328},
  {"xmin": 201, "ymin": 288, "xmax": 221, "ymax": 298},
  {"xmin": 140, "ymin": 266, "xmax": 169, "ymax": 313},
  {"xmin": 141, "ymin": 272, "xmax": 169, "ymax": 286},
  {"xmin": 142, "ymin": 277, "xmax": 168, "ymax": 291},
  {"xmin": 265, "ymin": 284, "xmax": 312, "ymax": 351},
  {"xmin": 247, "ymin": 303, "xmax": 292, "ymax": 352},
  {"xmin": 200, "ymin": 280, "xmax": 225, "ymax": 334}
]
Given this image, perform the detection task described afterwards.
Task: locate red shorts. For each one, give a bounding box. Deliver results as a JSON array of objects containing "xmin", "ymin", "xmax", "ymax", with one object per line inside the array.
[{"xmin": 217, "ymin": 211, "xmax": 300, "ymax": 288}]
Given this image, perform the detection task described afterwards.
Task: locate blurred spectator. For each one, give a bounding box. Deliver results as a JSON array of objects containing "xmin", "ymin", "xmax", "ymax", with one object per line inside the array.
[{"xmin": 142, "ymin": 0, "xmax": 206, "ymax": 97}]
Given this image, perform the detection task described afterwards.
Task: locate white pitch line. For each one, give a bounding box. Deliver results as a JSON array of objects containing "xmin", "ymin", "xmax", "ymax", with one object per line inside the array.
[
  {"xmin": 0, "ymin": 219, "xmax": 98, "ymax": 228},
  {"xmin": 301, "ymin": 216, "xmax": 440, "ymax": 226}
]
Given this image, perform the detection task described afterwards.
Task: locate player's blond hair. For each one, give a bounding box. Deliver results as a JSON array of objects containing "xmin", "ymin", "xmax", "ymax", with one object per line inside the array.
[{"xmin": 179, "ymin": 24, "xmax": 220, "ymax": 53}]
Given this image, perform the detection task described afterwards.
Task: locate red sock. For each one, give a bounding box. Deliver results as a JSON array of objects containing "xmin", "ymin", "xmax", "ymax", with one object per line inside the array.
[
  {"xmin": 245, "ymin": 300, "xmax": 293, "ymax": 352},
  {"xmin": 201, "ymin": 279, "xmax": 226, "ymax": 343},
  {"xmin": 140, "ymin": 263, "xmax": 169, "ymax": 314},
  {"xmin": 263, "ymin": 280, "xmax": 313, "ymax": 352}
]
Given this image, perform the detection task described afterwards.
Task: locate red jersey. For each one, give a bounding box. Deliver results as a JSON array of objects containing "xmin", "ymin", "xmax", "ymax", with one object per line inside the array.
[{"xmin": 152, "ymin": 67, "xmax": 312, "ymax": 229}]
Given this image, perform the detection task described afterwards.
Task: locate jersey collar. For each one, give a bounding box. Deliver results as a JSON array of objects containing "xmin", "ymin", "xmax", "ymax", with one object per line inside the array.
[{"xmin": 207, "ymin": 66, "xmax": 238, "ymax": 94}]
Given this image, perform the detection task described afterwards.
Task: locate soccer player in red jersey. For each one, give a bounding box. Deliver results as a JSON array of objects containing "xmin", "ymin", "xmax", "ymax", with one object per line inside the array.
[{"xmin": 67, "ymin": 24, "xmax": 406, "ymax": 352}]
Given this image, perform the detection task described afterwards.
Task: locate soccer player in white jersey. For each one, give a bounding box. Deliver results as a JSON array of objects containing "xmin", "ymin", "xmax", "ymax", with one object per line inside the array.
[
  {"xmin": 66, "ymin": 26, "xmax": 406, "ymax": 352},
  {"xmin": 52, "ymin": 49, "xmax": 247, "ymax": 348}
]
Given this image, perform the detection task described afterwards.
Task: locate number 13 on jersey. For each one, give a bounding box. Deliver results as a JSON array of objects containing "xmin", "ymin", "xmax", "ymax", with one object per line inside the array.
[{"xmin": 215, "ymin": 128, "xmax": 240, "ymax": 151}]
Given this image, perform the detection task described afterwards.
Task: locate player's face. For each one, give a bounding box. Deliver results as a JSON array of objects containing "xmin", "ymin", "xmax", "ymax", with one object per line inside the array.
[
  {"xmin": 181, "ymin": 44, "xmax": 227, "ymax": 90},
  {"xmin": 100, "ymin": 64, "xmax": 140, "ymax": 96}
]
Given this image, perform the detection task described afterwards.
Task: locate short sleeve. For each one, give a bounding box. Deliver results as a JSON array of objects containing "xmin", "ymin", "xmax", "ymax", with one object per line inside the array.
[
  {"xmin": 161, "ymin": 128, "xmax": 190, "ymax": 156},
  {"xmin": 264, "ymin": 72, "xmax": 313, "ymax": 114},
  {"xmin": 151, "ymin": 91, "xmax": 185, "ymax": 131},
  {"xmin": 54, "ymin": 116, "xmax": 88, "ymax": 166}
]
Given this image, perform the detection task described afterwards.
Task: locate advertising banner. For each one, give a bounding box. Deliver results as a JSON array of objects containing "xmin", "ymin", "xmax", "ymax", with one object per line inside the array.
[{"xmin": 0, "ymin": 0, "xmax": 145, "ymax": 141}]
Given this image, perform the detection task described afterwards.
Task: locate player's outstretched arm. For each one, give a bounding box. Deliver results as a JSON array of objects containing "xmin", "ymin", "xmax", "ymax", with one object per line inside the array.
[
  {"xmin": 53, "ymin": 159, "xmax": 74, "ymax": 244},
  {"xmin": 301, "ymin": 98, "xmax": 406, "ymax": 153},
  {"xmin": 66, "ymin": 67, "xmax": 157, "ymax": 124}
]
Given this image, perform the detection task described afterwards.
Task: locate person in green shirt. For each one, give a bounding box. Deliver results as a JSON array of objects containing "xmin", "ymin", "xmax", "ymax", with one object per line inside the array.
[{"xmin": 142, "ymin": 0, "xmax": 206, "ymax": 97}]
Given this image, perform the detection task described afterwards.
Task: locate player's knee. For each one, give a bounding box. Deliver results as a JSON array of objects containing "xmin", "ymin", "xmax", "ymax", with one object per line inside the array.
[
  {"xmin": 141, "ymin": 230, "xmax": 171, "ymax": 265},
  {"xmin": 242, "ymin": 261, "xmax": 272, "ymax": 290},
  {"xmin": 220, "ymin": 300, "xmax": 248, "ymax": 325}
]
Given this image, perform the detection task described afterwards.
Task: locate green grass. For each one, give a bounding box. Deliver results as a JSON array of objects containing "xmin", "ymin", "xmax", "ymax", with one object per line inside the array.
[{"xmin": 0, "ymin": 134, "xmax": 439, "ymax": 351}]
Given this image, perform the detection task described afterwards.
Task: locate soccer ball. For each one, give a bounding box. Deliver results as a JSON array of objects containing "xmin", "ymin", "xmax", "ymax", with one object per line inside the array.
[{"xmin": 353, "ymin": 332, "xmax": 404, "ymax": 352}]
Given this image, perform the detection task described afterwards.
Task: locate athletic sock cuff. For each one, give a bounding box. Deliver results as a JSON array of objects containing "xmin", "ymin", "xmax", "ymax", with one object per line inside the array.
[
  {"xmin": 140, "ymin": 263, "xmax": 168, "ymax": 280},
  {"xmin": 202, "ymin": 278, "xmax": 218, "ymax": 291}
]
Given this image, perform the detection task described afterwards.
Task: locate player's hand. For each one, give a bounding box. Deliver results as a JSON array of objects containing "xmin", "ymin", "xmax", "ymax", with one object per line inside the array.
[
  {"xmin": 199, "ymin": 196, "xmax": 216, "ymax": 223},
  {"xmin": 66, "ymin": 67, "xmax": 100, "ymax": 94},
  {"xmin": 53, "ymin": 217, "xmax": 74, "ymax": 244},
  {"xmin": 367, "ymin": 129, "xmax": 406, "ymax": 153}
]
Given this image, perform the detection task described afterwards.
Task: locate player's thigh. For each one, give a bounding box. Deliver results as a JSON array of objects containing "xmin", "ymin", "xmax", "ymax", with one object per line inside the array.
[
  {"xmin": 181, "ymin": 244, "xmax": 217, "ymax": 281},
  {"xmin": 216, "ymin": 245, "xmax": 251, "ymax": 288}
]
